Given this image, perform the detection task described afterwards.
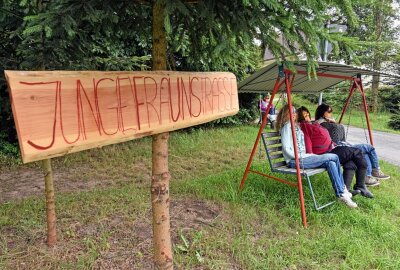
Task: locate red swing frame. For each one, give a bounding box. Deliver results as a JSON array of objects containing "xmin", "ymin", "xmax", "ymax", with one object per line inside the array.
[{"xmin": 239, "ymin": 67, "xmax": 374, "ymax": 228}]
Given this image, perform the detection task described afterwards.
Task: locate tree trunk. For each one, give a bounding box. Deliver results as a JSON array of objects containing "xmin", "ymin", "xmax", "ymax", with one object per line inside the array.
[
  {"xmin": 371, "ymin": 0, "xmax": 384, "ymax": 113},
  {"xmin": 42, "ymin": 159, "xmax": 57, "ymax": 246},
  {"xmin": 371, "ymin": 73, "xmax": 380, "ymax": 113},
  {"xmin": 39, "ymin": 0, "xmax": 57, "ymax": 246},
  {"xmin": 151, "ymin": 0, "xmax": 173, "ymax": 269}
]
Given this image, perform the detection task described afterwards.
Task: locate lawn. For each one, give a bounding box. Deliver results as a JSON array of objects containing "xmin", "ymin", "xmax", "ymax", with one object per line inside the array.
[{"xmin": 0, "ymin": 125, "xmax": 399, "ymax": 269}]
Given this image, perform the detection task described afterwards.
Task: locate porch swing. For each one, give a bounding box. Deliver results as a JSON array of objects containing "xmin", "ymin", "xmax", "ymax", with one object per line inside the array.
[{"xmin": 238, "ymin": 61, "xmax": 400, "ymax": 228}]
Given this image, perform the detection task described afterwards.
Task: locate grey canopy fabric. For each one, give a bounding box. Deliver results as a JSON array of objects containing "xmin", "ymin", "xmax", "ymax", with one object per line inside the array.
[{"xmin": 239, "ymin": 61, "xmax": 400, "ymax": 93}]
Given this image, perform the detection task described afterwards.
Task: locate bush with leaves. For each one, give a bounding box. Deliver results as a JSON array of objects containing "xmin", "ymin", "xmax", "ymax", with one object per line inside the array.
[
  {"xmin": 0, "ymin": 132, "xmax": 19, "ymax": 157},
  {"xmin": 388, "ymin": 114, "xmax": 400, "ymax": 130},
  {"xmin": 379, "ymin": 87, "xmax": 400, "ymax": 113}
]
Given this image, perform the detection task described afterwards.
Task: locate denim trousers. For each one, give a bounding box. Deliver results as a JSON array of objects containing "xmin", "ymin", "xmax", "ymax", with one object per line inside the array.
[
  {"xmin": 287, "ymin": 153, "xmax": 344, "ymax": 197},
  {"xmin": 351, "ymin": 144, "xmax": 379, "ymax": 176}
]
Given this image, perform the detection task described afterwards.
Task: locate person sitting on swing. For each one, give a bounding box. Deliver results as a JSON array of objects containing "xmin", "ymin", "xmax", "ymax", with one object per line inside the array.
[
  {"xmin": 258, "ymin": 93, "xmax": 276, "ymax": 127},
  {"xmin": 276, "ymin": 104, "xmax": 357, "ymax": 208},
  {"xmin": 297, "ymin": 106, "xmax": 373, "ymax": 198},
  {"xmin": 315, "ymin": 103, "xmax": 390, "ymax": 186}
]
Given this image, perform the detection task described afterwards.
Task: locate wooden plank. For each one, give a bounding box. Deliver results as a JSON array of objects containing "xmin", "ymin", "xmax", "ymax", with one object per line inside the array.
[
  {"xmin": 264, "ymin": 139, "xmax": 281, "ymax": 145},
  {"xmin": 269, "ymin": 153, "xmax": 284, "ymax": 160},
  {"xmin": 267, "ymin": 146, "xmax": 282, "ymax": 153},
  {"xmin": 5, "ymin": 70, "xmax": 239, "ymax": 163},
  {"xmin": 262, "ymin": 132, "xmax": 279, "ymax": 137},
  {"xmin": 271, "ymin": 161, "xmax": 287, "ymax": 168}
]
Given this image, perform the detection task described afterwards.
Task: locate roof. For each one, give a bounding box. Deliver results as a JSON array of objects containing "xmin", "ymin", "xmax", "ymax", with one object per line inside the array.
[{"xmin": 239, "ymin": 61, "xmax": 400, "ymax": 93}]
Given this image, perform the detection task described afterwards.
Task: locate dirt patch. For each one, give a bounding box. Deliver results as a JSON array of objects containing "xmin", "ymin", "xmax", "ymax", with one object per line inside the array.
[
  {"xmin": 0, "ymin": 168, "xmax": 45, "ymax": 201},
  {"xmin": 0, "ymin": 196, "xmax": 223, "ymax": 269},
  {"xmin": 94, "ymin": 198, "xmax": 222, "ymax": 269},
  {"xmin": 0, "ymin": 159, "xmax": 225, "ymax": 268},
  {"xmin": 0, "ymin": 163, "xmax": 151, "ymax": 203}
]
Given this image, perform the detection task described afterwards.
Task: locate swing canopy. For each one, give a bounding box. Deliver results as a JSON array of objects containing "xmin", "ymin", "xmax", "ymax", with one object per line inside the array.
[{"xmin": 239, "ymin": 60, "xmax": 400, "ymax": 93}]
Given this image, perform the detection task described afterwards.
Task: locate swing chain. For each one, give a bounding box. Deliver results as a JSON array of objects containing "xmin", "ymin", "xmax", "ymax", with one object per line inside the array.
[
  {"xmin": 346, "ymin": 90, "xmax": 370, "ymax": 144},
  {"xmin": 345, "ymin": 93, "xmax": 353, "ymax": 141},
  {"xmin": 360, "ymin": 107, "xmax": 369, "ymax": 143}
]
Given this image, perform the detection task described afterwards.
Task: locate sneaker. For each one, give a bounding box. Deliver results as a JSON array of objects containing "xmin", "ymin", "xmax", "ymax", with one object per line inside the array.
[
  {"xmin": 372, "ymin": 169, "xmax": 390, "ymax": 180},
  {"xmin": 354, "ymin": 186, "xmax": 374, "ymax": 199},
  {"xmin": 350, "ymin": 189, "xmax": 361, "ymax": 197},
  {"xmin": 365, "ymin": 176, "xmax": 380, "ymax": 187},
  {"xmin": 339, "ymin": 194, "xmax": 358, "ymax": 208},
  {"xmin": 343, "ymin": 187, "xmax": 352, "ymax": 198}
]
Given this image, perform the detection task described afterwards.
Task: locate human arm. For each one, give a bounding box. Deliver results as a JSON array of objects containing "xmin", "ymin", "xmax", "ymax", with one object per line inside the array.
[
  {"xmin": 300, "ymin": 122, "xmax": 314, "ymax": 154},
  {"xmin": 321, "ymin": 122, "xmax": 346, "ymax": 143},
  {"xmin": 280, "ymin": 123, "xmax": 296, "ymax": 161},
  {"xmin": 303, "ymin": 129, "xmax": 313, "ymax": 154}
]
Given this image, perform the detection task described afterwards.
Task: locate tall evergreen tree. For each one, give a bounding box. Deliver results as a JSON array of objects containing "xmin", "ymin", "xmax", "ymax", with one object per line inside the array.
[{"xmin": 344, "ymin": 0, "xmax": 400, "ymax": 111}]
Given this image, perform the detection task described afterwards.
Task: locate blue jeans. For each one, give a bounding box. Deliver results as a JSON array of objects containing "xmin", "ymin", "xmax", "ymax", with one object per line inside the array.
[
  {"xmin": 288, "ymin": 153, "xmax": 345, "ymax": 197},
  {"xmin": 351, "ymin": 144, "xmax": 379, "ymax": 176}
]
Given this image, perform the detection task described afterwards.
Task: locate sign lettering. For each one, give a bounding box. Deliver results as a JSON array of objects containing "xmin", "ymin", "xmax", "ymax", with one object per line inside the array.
[{"xmin": 5, "ymin": 71, "xmax": 239, "ymax": 163}]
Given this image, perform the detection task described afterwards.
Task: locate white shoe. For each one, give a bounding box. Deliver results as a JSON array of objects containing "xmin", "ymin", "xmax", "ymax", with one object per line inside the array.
[
  {"xmin": 343, "ymin": 187, "xmax": 352, "ymax": 198},
  {"xmin": 339, "ymin": 194, "xmax": 358, "ymax": 208}
]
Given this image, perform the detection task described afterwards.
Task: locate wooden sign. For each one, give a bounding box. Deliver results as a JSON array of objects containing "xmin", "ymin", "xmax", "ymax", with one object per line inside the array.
[{"xmin": 5, "ymin": 71, "xmax": 239, "ymax": 163}]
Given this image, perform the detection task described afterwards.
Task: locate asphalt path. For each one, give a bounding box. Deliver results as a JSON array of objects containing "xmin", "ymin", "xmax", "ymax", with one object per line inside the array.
[{"xmin": 345, "ymin": 126, "xmax": 400, "ymax": 167}]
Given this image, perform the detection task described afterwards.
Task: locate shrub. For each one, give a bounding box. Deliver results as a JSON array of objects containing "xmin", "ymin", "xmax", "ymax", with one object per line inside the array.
[
  {"xmin": 379, "ymin": 87, "xmax": 400, "ymax": 113},
  {"xmin": 299, "ymin": 93, "xmax": 319, "ymax": 104},
  {"xmin": 0, "ymin": 132, "xmax": 19, "ymax": 157},
  {"xmin": 388, "ymin": 114, "xmax": 400, "ymax": 130}
]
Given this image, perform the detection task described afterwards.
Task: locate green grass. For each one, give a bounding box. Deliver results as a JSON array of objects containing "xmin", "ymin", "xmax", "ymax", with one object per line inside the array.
[
  {"xmin": 173, "ymin": 160, "xmax": 400, "ymax": 269},
  {"xmin": 0, "ymin": 125, "xmax": 399, "ymax": 269}
]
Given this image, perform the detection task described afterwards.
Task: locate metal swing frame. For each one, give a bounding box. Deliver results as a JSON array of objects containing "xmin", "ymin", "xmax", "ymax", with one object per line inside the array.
[{"xmin": 239, "ymin": 66, "xmax": 374, "ymax": 228}]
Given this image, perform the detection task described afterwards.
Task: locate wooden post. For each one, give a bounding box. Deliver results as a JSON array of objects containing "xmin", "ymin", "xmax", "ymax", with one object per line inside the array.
[
  {"xmin": 151, "ymin": 0, "xmax": 173, "ymax": 269},
  {"xmin": 42, "ymin": 158, "xmax": 57, "ymax": 246},
  {"xmin": 151, "ymin": 133, "xmax": 173, "ymax": 268},
  {"xmin": 38, "ymin": 0, "xmax": 57, "ymax": 244}
]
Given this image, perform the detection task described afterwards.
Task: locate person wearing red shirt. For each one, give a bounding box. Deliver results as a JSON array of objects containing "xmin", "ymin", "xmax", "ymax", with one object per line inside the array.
[{"xmin": 297, "ymin": 106, "xmax": 373, "ymax": 198}]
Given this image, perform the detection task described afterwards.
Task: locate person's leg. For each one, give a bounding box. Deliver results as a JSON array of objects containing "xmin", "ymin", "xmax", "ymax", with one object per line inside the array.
[
  {"xmin": 330, "ymin": 146, "xmax": 368, "ymax": 188},
  {"xmin": 267, "ymin": 115, "xmax": 276, "ymax": 129},
  {"xmin": 351, "ymin": 144, "xmax": 374, "ymax": 176},
  {"xmin": 330, "ymin": 146, "xmax": 373, "ymax": 197},
  {"xmin": 330, "ymin": 146, "xmax": 356, "ymax": 165},
  {"xmin": 288, "ymin": 153, "xmax": 344, "ymax": 197},
  {"xmin": 348, "ymin": 147, "xmax": 374, "ymax": 198},
  {"xmin": 352, "ymin": 144, "xmax": 390, "ymax": 180},
  {"xmin": 342, "ymin": 169, "xmax": 361, "ymax": 196},
  {"xmin": 343, "ymin": 169, "xmax": 354, "ymax": 189},
  {"xmin": 258, "ymin": 111, "xmax": 265, "ymax": 125},
  {"xmin": 320, "ymin": 156, "xmax": 357, "ymax": 208}
]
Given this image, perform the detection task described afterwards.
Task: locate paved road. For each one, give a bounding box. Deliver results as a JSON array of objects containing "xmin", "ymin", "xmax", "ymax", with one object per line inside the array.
[{"xmin": 346, "ymin": 126, "xmax": 400, "ymax": 167}]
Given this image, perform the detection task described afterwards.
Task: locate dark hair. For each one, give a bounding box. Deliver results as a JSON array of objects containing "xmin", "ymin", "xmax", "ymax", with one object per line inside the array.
[
  {"xmin": 297, "ymin": 106, "xmax": 310, "ymax": 122},
  {"xmin": 315, "ymin": 103, "xmax": 332, "ymax": 120}
]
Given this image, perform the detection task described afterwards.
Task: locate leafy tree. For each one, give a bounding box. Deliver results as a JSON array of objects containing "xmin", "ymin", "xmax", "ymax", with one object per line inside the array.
[{"xmin": 337, "ymin": 0, "xmax": 400, "ymax": 112}]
